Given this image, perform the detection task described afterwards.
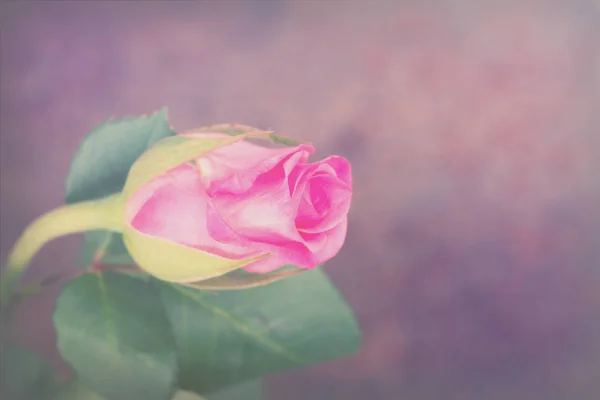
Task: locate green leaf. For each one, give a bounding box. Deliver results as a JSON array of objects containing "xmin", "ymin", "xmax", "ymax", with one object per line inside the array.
[
  {"xmin": 65, "ymin": 108, "xmax": 175, "ymax": 204},
  {"xmin": 52, "ymin": 380, "xmax": 259, "ymax": 400},
  {"xmin": 171, "ymin": 380, "xmax": 262, "ymax": 400},
  {"xmin": 158, "ymin": 268, "xmax": 360, "ymax": 395},
  {"xmin": 0, "ymin": 345, "xmax": 60, "ymax": 400},
  {"xmin": 82, "ymin": 231, "xmax": 134, "ymax": 266},
  {"xmin": 53, "ymin": 272, "xmax": 178, "ymax": 400},
  {"xmin": 172, "ymin": 381, "xmax": 263, "ymax": 400},
  {"xmin": 205, "ymin": 380, "xmax": 262, "ymax": 400},
  {"xmin": 52, "ymin": 382, "xmax": 259, "ymax": 400},
  {"xmin": 52, "ymin": 380, "xmax": 108, "ymax": 400},
  {"xmin": 64, "ymin": 109, "xmax": 175, "ymax": 269}
]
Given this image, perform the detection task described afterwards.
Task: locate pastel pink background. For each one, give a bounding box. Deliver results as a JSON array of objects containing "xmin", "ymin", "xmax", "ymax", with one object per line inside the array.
[{"xmin": 1, "ymin": 1, "xmax": 599, "ymax": 399}]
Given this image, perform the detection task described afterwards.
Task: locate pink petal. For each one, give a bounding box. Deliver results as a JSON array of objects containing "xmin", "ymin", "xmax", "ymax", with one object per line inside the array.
[
  {"xmin": 303, "ymin": 217, "xmax": 349, "ymax": 265},
  {"xmin": 293, "ymin": 156, "xmax": 352, "ymax": 234},
  {"xmin": 243, "ymin": 217, "xmax": 349, "ymax": 272},
  {"xmin": 188, "ymin": 132, "xmax": 314, "ymax": 195},
  {"xmin": 242, "ymin": 254, "xmax": 287, "ymax": 273},
  {"xmin": 208, "ymin": 147, "xmax": 308, "ymax": 245},
  {"xmin": 128, "ymin": 164, "xmax": 258, "ymax": 260}
]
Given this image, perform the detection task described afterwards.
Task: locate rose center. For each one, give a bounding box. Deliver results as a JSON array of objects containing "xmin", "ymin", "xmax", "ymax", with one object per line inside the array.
[{"xmin": 310, "ymin": 179, "xmax": 331, "ymax": 215}]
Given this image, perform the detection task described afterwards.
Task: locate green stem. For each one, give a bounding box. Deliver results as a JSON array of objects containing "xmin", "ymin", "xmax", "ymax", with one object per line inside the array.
[{"xmin": 1, "ymin": 193, "xmax": 125, "ymax": 304}]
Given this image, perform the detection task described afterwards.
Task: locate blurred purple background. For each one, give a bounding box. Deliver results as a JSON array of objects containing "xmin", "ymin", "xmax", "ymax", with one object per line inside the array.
[{"xmin": 1, "ymin": 1, "xmax": 600, "ymax": 399}]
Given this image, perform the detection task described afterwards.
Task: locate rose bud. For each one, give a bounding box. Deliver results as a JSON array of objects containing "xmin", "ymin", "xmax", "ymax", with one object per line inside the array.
[{"xmin": 121, "ymin": 129, "xmax": 352, "ymax": 284}]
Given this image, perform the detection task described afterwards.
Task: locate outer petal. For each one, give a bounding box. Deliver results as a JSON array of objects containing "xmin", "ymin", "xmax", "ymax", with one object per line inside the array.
[
  {"xmin": 128, "ymin": 164, "xmax": 260, "ymax": 260},
  {"xmin": 303, "ymin": 217, "xmax": 349, "ymax": 265},
  {"xmin": 242, "ymin": 254, "xmax": 288, "ymax": 273},
  {"xmin": 243, "ymin": 218, "xmax": 349, "ymax": 272},
  {"xmin": 188, "ymin": 132, "xmax": 314, "ymax": 195}
]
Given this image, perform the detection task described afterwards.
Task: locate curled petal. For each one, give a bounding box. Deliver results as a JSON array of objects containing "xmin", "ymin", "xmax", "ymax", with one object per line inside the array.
[
  {"xmin": 243, "ymin": 218, "xmax": 349, "ymax": 272},
  {"xmin": 208, "ymin": 147, "xmax": 309, "ymax": 244},
  {"xmin": 294, "ymin": 156, "xmax": 352, "ymax": 234}
]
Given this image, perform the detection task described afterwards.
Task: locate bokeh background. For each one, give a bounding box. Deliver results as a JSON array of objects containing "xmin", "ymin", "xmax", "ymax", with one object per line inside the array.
[{"xmin": 1, "ymin": 1, "xmax": 600, "ymax": 399}]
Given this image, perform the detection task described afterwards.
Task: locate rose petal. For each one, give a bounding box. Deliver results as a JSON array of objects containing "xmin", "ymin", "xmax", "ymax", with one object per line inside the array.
[
  {"xmin": 321, "ymin": 155, "xmax": 352, "ymax": 187},
  {"xmin": 293, "ymin": 156, "xmax": 352, "ymax": 234},
  {"xmin": 209, "ymin": 147, "xmax": 308, "ymax": 244},
  {"xmin": 303, "ymin": 217, "xmax": 349, "ymax": 265},
  {"xmin": 242, "ymin": 254, "xmax": 287, "ymax": 273},
  {"xmin": 296, "ymin": 176, "xmax": 351, "ymax": 233},
  {"xmin": 243, "ymin": 217, "xmax": 349, "ymax": 272},
  {"xmin": 189, "ymin": 133, "xmax": 314, "ymax": 195},
  {"xmin": 129, "ymin": 164, "xmax": 258, "ymax": 260}
]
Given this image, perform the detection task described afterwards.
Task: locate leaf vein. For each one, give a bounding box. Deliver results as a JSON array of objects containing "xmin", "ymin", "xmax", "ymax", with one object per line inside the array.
[
  {"xmin": 97, "ymin": 273, "xmax": 118, "ymax": 349},
  {"xmin": 171, "ymin": 285, "xmax": 303, "ymax": 364}
]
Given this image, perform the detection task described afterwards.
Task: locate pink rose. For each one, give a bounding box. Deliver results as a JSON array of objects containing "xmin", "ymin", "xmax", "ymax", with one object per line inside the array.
[{"xmin": 125, "ymin": 133, "xmax": 352, "ymax": 273}]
